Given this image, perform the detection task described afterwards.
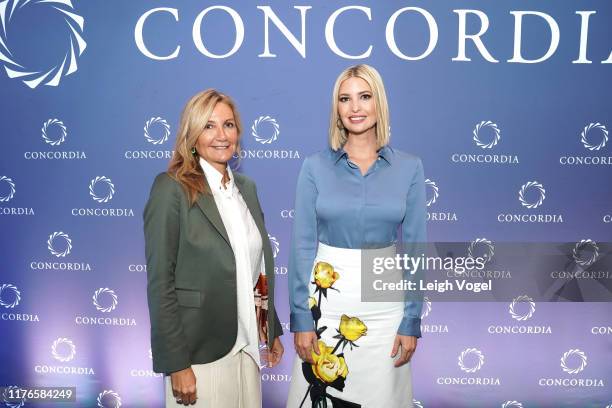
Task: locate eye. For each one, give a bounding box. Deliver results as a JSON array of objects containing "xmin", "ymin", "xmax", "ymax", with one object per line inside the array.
[
  {"xmin": 205, "ymin": 123, "xmax": 214, "ymax": 130},
  {"xmin": 225, "ymin": 122, "xmax": 235, "ymax": 128},
  {"xmin": 361, "ymin": 94, "xmax": 372, "ymax": 100},
  {"xmin": 339, "ymin": 96, "xmax": 349, "ymax": 103}
]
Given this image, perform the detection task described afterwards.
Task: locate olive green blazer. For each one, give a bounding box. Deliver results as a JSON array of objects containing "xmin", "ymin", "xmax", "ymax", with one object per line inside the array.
[{"xmin": 144, "ymin": 172, "xmax": 283, "ymax": 374}]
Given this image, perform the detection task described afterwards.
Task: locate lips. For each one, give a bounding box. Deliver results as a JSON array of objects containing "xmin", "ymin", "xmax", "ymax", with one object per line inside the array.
[{"xmin": 348, "ymin": 116, "xmax": 366, "ymax": 123}]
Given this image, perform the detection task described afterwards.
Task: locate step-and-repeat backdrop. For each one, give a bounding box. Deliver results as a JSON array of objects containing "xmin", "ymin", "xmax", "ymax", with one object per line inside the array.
[{"xmin": 1, "ymin": 1, "xmax": 611, "ymax": 407}]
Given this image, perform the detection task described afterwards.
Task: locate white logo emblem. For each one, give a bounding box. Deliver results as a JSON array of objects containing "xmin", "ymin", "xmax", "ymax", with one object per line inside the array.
[
  {"xmin": 502, "ymin": 402, "xmax": 523, "ymax": 408},
  {"xmin": 509, "ymin": 295, "xmax": 535, "ymax": 321},
  {"xmin": 92, "ymin": 288, "xmax": 118, "ymax": 313},
  {"xmin": 0, "ymin": 284, "xmax": 21, "ymax": 308},
  {"xmin": 473, "ymin": 121, "xmax": 501, "ymax": 149},
  {"xmin": 560, "ymin": 348, "xmax": 587, "ymax": 374},
  {"xmin": 252, "ymin": 116, "xmax": 279, "ymax": 144},
  {"xmin": 41, "ymin": 119, "xmax": 67, "ymax": 146},
  {"xmin": 421, "ymin": 296, "xmax": 431, "ymax": 319},
  {"xmin": 468, "ymin": 238, "xmax": 495, "ymax": 265},
  {"xmin": 458, "ymin": 348, "xmax": 485, "ymax": 373},
  {"xmin": 89, "ymin": 176, "xmax": 115, "ymax": 203},
  {"xmin": 97, "ymin": 390, "xmax": 121, "ymax": 408},
  {"xmin": 51, "ymin": 337, "xmax": 76, "ymax": 362},
  {"xmin": 0, "ymin": 176, "xmax": 16, "ymax": 202},
  {"xmin": 424, "ymin": 179, "xmax": 438, "ymax": 207},
  {"xmin": 518, "ymin": 181, "xmax": 546, "ymax": 209},
  {"xmin": 573, "ymin": 239, "xmax": 599, "ymax": 266},
  {"xmin": 47, "ymin": 231, "xmax": 72, "ymax": 258},
  {"xmin": 0, "ymin": 0, "xmax": 87, "ymax": 88},
  {"xmin": 2, "ymin": 386, "xmax": 25, "ymax": 408},
  {"xmin": 268, "ymin": 234, "xmax": 280, "ymax": 258},
  {"xmin": 144, "ymin": 117, "xmax": 170, "ymax": 145},
  {"xmin": 580, "ymin": 123, "xmax": 608, "ymax": 151},
  {"xmin": 413, "ymin": 400, "xmax": 424, "ymax": 408}
]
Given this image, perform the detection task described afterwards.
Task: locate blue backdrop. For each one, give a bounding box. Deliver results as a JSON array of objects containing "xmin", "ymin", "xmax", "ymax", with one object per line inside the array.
[{"xmin": 1, "ymin": 1, "xmax": 611, "ymax": 407}]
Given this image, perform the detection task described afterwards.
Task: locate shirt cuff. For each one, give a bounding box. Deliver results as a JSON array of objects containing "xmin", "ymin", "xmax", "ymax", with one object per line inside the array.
[
  {"xmin": 290, "ymin": 311, "xmax": 315, "ymax": 332},
  {"xmin": 397, "ymin": 316, "xmax": 422, "ymax": 338}
]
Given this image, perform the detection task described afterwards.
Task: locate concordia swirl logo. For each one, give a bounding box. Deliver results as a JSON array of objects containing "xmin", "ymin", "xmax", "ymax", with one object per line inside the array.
[
  {"xmin": 42, "ymin": 119, "xmax": 67, "ymax": 146},
  {"xmin": 420, "ymin": 296, "xmax": 431, "ymax": 319},
  {"xmin": 502, "ymin": 402, "xmax": 523, "ymax": 408},
  {"xmin": 47, "ymin": 231, "xmax": 72, "ymax": 257},
  {"xmin": 518, "ymin": 181, "xmax": 545, "ymax": 209},
  {"xmin": 573, "ymin": 239, "xmax": 599, "ymax": 266},
  {"xmin": 0, "ymin": 0, "xmax": 86, "ymax": 88},
  {"xmin": 473, "ymin": 121, "xmax": 501, "ymax": 149},
  {"xmin": 92, "ymin": 288, "xmax": 118, "ymax": 313},
  {"xmin": 24, "ymin": 118, "xmax": 86, "ymax": 160},
  {"xmin": 252, "ymin": 116, "xmax": 279, "ymax": 144},
  {"xmin": 268, "ymin": 234, "xmax": 280, "ymax": 258},
  {"xmin": 89, "ymin": 176, "xmax": 115, "ymax": 203},
  {"xmin": 51, "ymin": 337, "xmax": 76, "ymax": 362},
  {"xmin": 412, "ymin": 400, "xmax": 423, "ymax": 408},
  {"xmin": 458, "ymin": 348, "xmax": 485, "ymax": 373},
  {"xmin": 425, "ymin": 178, "xmax": 457, "ymax": 222},
  {"xmin": 581, "ymin": 123, "xmax": 608, "ymax": 151},
  {"xmin": 424, "ymin": 179, "xmax": 438, "ymax": 207},
  {"xmin": 468, "ymin": 238, "xmax": 495, "ymax": 265},
  {"xmin": 144, "ymin": 117, "xmax": 170, "ymax": 145},
  {"xmin": 560, "ymin": 349, "xmax": 587, "ymax": 374},
  {"xmin": 2, "ymin": 385, "xmax": 26, "ymax": 408},
  {"xmin": 238, "ymin": 115, "xmax": 299, "ymax": 160},
  {"xmin": 0, "ymin": 176, "xmax": 16, "ymax": 202},
  {"xmin": 0, "ymin": 283, "xmax": 20, "ymax": 308},
  {"xmin": 509, "ymin": 295, "xmax": 535, "ymax": 321},
  {"xmin": 2, "ymin": 386, "xmax": 25, "ymax": 408},
  {"xmin": 97, "ymin": 390, "xmax": 121, "ymax": 408}
]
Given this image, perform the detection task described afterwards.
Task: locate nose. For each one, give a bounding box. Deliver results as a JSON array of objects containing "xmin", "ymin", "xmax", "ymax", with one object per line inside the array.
[
  {"xmin": 217, "ymin": 126, "xmax": 229, "ymax": 140},
  {"xmin": 350, "ymin": 100, "xmax": 360, "ymax": 112}
]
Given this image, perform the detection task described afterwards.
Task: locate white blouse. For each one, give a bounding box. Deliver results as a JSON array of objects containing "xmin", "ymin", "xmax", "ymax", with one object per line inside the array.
[{"xmin": 199, "ymin": 158, "xmax": 263, "ymax": 368}]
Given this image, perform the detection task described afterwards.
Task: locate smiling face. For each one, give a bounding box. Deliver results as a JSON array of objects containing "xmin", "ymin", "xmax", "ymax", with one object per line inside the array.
[
  {"xmin": 195, "ymin": 102, "xmax": 238, "ymax": 172},
  {"xmin": 337, "ymin": 76, "xmax": 377, "ymax": 138}
]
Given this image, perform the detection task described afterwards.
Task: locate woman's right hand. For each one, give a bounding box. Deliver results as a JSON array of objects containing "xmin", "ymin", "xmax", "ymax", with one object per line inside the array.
[
  {"xmin": 170, "ymin": 367, "xmax": 197, "ymax": 405},
  {"xmin": 294, "ymin": 331, "xmax": 320, "ymax": 363}
]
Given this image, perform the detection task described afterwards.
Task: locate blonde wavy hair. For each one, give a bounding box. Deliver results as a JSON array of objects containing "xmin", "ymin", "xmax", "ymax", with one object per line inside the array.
[
  {"xmin": 329, "ymin": 64, "xmax": 390, "ymax": 151},
  {"xmin": 167, "ymin": 89, "xmax": 242, "ymax": 205}
]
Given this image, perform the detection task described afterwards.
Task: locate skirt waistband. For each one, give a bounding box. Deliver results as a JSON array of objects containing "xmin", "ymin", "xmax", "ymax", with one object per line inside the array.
[{"xmin": 316, "ymin": 242, "xmax": 396, "ymax": 264}]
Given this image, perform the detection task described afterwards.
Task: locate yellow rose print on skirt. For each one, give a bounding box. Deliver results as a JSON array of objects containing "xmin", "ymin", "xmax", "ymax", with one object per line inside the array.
[{"xmin": 300, "ymin": 262, "xmax": 367, "ymax": 408}]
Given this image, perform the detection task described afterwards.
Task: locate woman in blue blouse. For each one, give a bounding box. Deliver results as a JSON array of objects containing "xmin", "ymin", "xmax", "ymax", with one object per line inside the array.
[{"xmin": 286, "ymin": 64, "xmax": 426, "ymax": 408}]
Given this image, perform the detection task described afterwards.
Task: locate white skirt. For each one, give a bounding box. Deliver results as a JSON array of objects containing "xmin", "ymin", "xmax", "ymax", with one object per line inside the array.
[{"xmin": 286, "ymin": 243, "xmax": 414, "ymax": 408}]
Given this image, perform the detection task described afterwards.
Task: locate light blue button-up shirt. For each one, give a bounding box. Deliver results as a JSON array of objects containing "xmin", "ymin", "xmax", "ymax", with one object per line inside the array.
[{"xmin": 289, "ymin": 145, "xmax": 427, "ymax": 337}]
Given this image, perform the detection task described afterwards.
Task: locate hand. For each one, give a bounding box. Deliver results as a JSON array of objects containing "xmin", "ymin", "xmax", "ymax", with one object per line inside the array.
[
  {"xmin": 294, "ymin": 331, "xmax": 320, "ymax": 364},
  {"xmin": 390, "ymin": 335, "xmax": 417, "ymax": 367},
  {"xmin": 170, "ymin": 367, "xmax": 197, "ymax": 405},
  {"xmin": 267, "ymin": 337, "xmax": 284, "ymax": 367}
]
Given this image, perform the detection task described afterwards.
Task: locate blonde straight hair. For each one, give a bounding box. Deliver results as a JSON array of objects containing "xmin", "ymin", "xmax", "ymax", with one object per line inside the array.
[
  {"xmin": 167, "ymin": 89, "xmax": 243, "ymax": 205},
  {"xmin": 329, "ymin": 64, "xmax": 390, "ymax": 151}
]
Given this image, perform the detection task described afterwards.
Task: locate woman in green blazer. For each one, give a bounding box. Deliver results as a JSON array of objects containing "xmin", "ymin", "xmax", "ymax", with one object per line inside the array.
[{"xmin": 144, "ymin": 89, "xmax": 284, "ymax": 407}]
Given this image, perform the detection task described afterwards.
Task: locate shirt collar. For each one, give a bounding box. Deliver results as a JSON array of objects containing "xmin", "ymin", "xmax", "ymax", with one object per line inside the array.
[
  {"xmin": 199, "ymin": 157, "xmax": 234, "ymax": 194},
  {"xmin": 332, "ymin": 145, "xmax": 393, "ymax": 165}
]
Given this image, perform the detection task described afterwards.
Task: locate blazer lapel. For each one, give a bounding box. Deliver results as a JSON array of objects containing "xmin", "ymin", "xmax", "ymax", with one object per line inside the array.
[{"xmin": 195, "ymin": 192, "xmax": 231, "ymax": 248}]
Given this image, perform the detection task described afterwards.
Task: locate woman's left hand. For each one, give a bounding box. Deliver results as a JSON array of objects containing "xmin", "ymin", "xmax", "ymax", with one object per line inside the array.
[
  {"xmin": 267, "ymin": 337, "xmax": 284, "ymax": 368},
  {"xmin": 390, "ymin": 335, "xmax": 417, "ymax": 367}
]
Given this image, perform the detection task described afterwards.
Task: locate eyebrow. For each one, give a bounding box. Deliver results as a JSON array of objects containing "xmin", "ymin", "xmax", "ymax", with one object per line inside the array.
[
  {"xmin": 207, "ymin": 118, "xmax": 235, "ymax": 123},
  {"xmin": 339, "ymin": 91, "xmax": 372, "ymax": 96}
]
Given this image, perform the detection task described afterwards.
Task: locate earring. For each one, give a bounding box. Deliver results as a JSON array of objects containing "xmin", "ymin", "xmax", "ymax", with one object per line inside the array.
[
  {"xmin": 336, "ymin": 118, "xmax": 344, "ymax": 129},
  {"xmin": 191, "ymin": 147, "xmax": 197, "ymax": 156}
]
